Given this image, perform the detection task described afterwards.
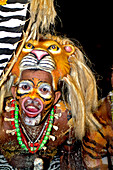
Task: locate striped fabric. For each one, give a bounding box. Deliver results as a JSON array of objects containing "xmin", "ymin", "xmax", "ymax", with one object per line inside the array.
[
  {"xmin": 0, "ymin": 152, "xmax": 60, "ymax": 169},
  {"xmin": 0, "ymin": 0, "xmax": 28, "ymax": 76}
]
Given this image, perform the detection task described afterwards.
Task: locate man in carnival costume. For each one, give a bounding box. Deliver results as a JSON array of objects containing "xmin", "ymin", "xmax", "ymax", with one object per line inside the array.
[
  {"xmin": 0, "ymin": 0, "xmax": 113, "ymax": 169},
  {"xmin": 0, "ymin": 34, "xmax": 112, "ymax": 169}
]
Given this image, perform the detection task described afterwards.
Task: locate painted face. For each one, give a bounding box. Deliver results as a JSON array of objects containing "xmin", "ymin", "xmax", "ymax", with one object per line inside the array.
[{"xmin": 14, "ymin": 70, "xmax": 61, "ymax": 126}]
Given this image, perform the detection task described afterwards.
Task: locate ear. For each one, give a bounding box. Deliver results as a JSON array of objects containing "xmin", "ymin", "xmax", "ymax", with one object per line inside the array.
[
  {"xmin": 53, "ymin": 91, "xmax": 61, "ymax": 105},
  {"xmin": 11, "ymin": 86, "xmax": 16, "ymax": 98},
  {"xmin": 63, "ymin": 44, "xmax": 75, "ymax": 55}
]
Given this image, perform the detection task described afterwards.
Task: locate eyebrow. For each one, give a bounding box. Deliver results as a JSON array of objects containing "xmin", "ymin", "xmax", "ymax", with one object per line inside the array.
[
  {"xmin": 20, "ymin": 79, "xmax": 50, "ymax": 87},
  {"xmin": 37, "ymin": 81, "xmax": 50, "ymax": 86}
]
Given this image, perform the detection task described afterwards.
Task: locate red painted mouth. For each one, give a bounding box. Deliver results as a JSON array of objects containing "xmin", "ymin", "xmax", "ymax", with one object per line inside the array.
[{"xmin": 22, "ymin": 97, "xmax": 43, "ymax": 118}]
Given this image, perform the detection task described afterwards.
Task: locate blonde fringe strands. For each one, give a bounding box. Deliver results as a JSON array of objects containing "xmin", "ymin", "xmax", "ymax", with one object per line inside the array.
[
  {"xmin": 31, "ymin": 34, "xmax": 101, "ymax": 140},
  {"xmin": 29, "ymin": 0, "xmax": 57, "ymax": 39}
]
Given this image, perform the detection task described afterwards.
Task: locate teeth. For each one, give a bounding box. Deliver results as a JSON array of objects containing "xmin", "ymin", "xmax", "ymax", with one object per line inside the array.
[
  {"xmin": 27, "ymin": 106, "xmax": 36, "ymax": 109},
  {"xmin": 5, "ymin": 106, "xmax": 15, "ymax": 112},
  {"xmin": 49, "ymin": 135, "xmax": 55, "ymax": 141},
  {"xmin": 54, "ymin": 114, "xmax": 59, "ymax": 119},
  {"xmin": 42, "ymin": 146, "xmax": 47, "ymax": 150},
  {"xmin": 4, "ymin": 117, "xmax": 15, "ymax": 121},
  {"xmin": 53, "ymin": 125, "xmax": 58, "ymax": 131},
  {"xmin": 26, "ymin": 105, "xmax": 41, "ymax": 110},
  {"xmin": 55, "ymin": 104, "xmax": 61, "ymax": 107},
  {"xmin": 54, "ymin": 113, "xmax": 62, "ymax": 119},
  {"xmin": 6, "ymin": 129, "xmax": 16, "ymax": 135}
]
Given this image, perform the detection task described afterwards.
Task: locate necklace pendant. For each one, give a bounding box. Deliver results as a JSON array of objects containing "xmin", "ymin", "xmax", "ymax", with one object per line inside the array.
[{"xmin": 34, "ymin": 158, "xmax": 43, "ymax": 170}]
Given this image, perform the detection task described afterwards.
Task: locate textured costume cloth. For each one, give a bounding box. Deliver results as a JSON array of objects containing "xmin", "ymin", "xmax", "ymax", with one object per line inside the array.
[
  {"xmin": 0, "ymin": 0, "xmax": 28, "ymax": 76},
  {"xmin": 0, "ymin": 152, "xmax": 60, "ymax": 170},
  {"xmin": 0, "ymin": 140, "xmax": 87, "ymax": 170}
]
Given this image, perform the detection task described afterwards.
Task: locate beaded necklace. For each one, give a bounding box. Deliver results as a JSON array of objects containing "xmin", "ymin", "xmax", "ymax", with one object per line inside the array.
[{"xmin": 10, "ymin": 100, "xmax": 56, "ymax": 154}]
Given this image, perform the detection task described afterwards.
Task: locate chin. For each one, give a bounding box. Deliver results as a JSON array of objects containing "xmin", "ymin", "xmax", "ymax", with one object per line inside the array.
[
  {"xmin": 21, "ymin": 97, "xmax": 44, "ymax": 126},
  {"xmin": 21, "ymin": 110, "xmax": 42, "ymax": 126}
]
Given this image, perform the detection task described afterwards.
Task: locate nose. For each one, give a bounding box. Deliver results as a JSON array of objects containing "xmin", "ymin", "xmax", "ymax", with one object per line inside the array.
[
  {"xmin": 31, "ymin": 50, "xmax": 49, "ymax": 61},
  {"xmin": 29, "ymin": 89, "xmax": 39, "ymax": 100}
]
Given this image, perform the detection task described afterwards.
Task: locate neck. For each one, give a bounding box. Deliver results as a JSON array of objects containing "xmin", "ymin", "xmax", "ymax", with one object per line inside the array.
[{"xmin": 20, "ymin": 120, "xmax": 45, "ymax": 142}]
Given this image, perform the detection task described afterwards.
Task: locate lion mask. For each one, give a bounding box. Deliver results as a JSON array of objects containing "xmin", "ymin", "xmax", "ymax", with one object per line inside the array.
[{"xmin": 10, "ymin": 34, "xmax": 100, "ymax": 139}]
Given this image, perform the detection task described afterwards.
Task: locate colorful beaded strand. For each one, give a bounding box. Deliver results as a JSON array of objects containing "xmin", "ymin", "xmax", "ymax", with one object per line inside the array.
[
  {"xmin": 10, "ymin": 99, "xmax": 16, "ymax": 129},
  {"xmin": 38, "ymin": 106, "xmax": 55, "ymax": 150},
  {"xmin": 13, "ymin": 102, "xmax": 56, "ymax": 153},
  {"xmin": 14, "ymin": 103, "xmax": 28, "ymax": 151}
]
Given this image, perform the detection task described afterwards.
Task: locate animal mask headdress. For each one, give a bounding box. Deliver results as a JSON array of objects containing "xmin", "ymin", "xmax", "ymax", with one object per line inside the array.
[{"xmin": 9, "ymin": 34, "xmax": 101, "ymax": 139}]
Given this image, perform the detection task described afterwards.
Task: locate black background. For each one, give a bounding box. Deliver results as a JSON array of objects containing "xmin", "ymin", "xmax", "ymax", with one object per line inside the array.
[{"xmin": 55, "ymin": 1, "xmax": 112, "ymax": 98}]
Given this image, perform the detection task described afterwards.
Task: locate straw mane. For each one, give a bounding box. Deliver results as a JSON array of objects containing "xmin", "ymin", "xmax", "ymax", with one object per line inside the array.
[
  {"xmin": 41, "ymin": 34, "xmax": 101, "ymax": 139},
  {"xmin": 0, "ymin": 34, "xmax": 101, "ymax": 140}
]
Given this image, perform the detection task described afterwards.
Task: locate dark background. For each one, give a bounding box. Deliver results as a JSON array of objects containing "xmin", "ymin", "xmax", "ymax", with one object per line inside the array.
[{"xmin": 55, "ymin": 1, "xmax": 112, "ymax": 98}]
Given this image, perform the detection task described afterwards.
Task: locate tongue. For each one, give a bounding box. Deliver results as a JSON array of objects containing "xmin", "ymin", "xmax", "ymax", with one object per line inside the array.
[{"xmin": 26, "ymin": 106, "xmax": 38, "ymax": 112}]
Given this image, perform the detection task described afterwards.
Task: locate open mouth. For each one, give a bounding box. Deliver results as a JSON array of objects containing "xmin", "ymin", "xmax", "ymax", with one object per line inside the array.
[{"xmin": 22, "ymin": 97, "xmax": 43, "ymax": 118}]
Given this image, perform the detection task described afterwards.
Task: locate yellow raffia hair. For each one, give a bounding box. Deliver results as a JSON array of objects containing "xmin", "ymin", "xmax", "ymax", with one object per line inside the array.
[
  {"xmin": 0, "ymin": 33, "xmax": 101, "ymax": 139},
  {"xmin": 29, "ymin": 0, "xmax": 56, "ymax": 39},
  {"xmin": 41, "ymin": 34, "xmax": 101, "ymax": 139}
]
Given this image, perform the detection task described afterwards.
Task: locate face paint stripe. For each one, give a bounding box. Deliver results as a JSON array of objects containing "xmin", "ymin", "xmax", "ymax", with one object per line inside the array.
[
  {"xmin": 45, "ymin": 100, "xmax": 53, "ymax": 109},
  {"xmin": 40, "ymin": 96, "xmax": 53, "ymax": 101},
  {"xmin": 16, "ymin": 92, "xmax": 28, "ymax": 97},
  {"xmin": 20, "ymin": 79, "xmax": 35, "ymax": 86},
  {"xmin": 36, "ymin": 81, "xmax": 43, "ymax": 86},
  {"xmin": 44, "ymin": 104, "xmax": 53, "ymax": 113}
]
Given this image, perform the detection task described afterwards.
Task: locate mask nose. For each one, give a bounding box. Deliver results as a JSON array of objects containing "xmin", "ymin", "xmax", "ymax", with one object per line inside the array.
[{"xmin": 31, "ymin": 50, "xmax": 49, "ymax": 60}]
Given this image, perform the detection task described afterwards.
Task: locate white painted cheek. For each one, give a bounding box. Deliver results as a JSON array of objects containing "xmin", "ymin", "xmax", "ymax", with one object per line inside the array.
[{"xmin": 39, "ymin": 92, "xmax": 52, "ymax": 99}]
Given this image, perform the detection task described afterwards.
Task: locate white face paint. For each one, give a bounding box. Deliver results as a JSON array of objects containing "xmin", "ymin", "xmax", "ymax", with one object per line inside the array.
[
  {"xmin": 38, "ymin": 83, "xmax": 52, "ymax": 99},
  {"xmin": 18, "ymin": 80, "xmax": 33, "ymax": 94},
  {"xmin": 18, "ymin": 80, "xmax": 53, "ymax": 99}
]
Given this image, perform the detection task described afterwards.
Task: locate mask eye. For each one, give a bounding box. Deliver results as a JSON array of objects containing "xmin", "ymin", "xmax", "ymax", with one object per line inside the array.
[
  {"xmin": 25, "ymin": 43, "xmax": 34, "ymax": 49},
  {"xmin": 23, "ymin": 43, "xmax": 34, "ymax": 52},
  {"xmin": 48, "ymin": 45, "xmax": 60, "ymax": 54},
  {"xmin": 18, "ymin": 81, "xmax": 33, "ymax": 94}
]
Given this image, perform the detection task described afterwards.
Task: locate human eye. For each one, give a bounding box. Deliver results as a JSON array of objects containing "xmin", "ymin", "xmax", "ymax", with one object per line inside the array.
[
  {"xmin": 38, "ymin": 83, "xmax": 52, "ymax": 98},
  {"xmin": 18, "ymin": 81, "xmax": 33, "ymax": 94}
]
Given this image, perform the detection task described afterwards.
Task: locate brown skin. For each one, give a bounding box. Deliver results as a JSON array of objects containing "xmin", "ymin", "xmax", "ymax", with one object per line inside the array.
[{"xmin": 0, "ymin": 70, "xmax": 73, "ymax": 169}]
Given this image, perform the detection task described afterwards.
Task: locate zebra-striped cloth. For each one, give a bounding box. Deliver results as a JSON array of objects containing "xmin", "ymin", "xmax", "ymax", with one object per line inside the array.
[
  {"xmin": 0, "ymin": 153, "xmax": 60, "ymax": 170},
  {"xmin": 0, "ymin": 0, "xmax": 28, "ymax": 76}
]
